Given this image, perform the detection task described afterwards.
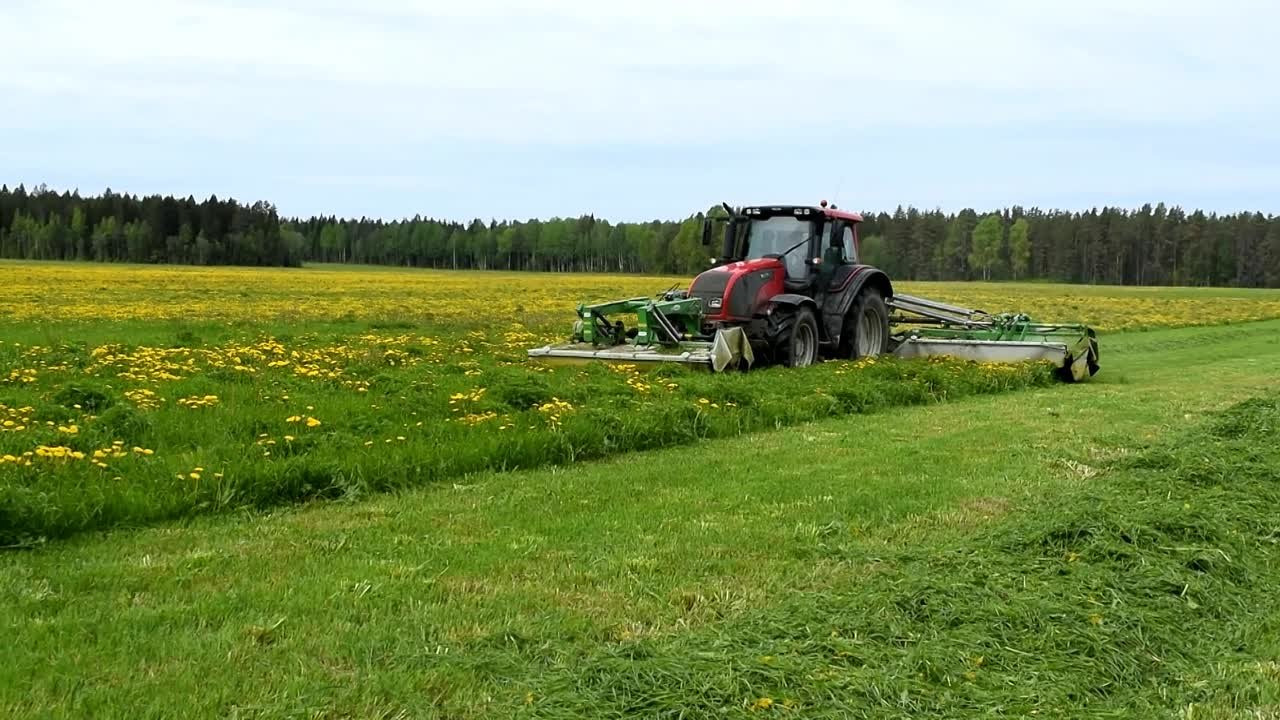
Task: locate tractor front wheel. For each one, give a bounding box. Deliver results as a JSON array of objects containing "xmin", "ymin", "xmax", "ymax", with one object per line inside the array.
[{"xmin": 779, "ymin": 307, "xmax": 819, "ymax": 368}]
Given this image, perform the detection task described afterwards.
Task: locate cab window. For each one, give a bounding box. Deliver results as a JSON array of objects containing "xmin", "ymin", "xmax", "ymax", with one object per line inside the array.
[
  {"xmin": 820, "ymin": 221, "xmax": 837, "ymax": 254},
  {"xmin": 842, "ymin": 226, "xmax": 857, "ymax": 263}
]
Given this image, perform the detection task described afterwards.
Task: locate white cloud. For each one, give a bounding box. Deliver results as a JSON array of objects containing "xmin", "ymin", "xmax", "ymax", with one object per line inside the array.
[{"xmin": 1, "ymin": 0, "xmax": 1277, "ymax": 217}]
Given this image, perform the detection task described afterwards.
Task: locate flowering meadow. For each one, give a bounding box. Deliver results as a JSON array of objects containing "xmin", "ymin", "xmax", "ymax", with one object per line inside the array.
[
  {"xmin": 4, "ymin": 261, "xmax": 1280, "ymax": 543},
  {"xmin": 7, "ymin": 262, "xmax": 1280, "ymax": 330}
]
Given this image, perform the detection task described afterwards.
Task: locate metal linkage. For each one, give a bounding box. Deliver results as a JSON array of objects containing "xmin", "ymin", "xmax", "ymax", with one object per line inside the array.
[
  {"xmin": 648, "ymin": 304, "xmax": 683, "ymax": 343},
  {"xmin": 888, "ymin": 293, "xmax": 991, "ymax": 327}
]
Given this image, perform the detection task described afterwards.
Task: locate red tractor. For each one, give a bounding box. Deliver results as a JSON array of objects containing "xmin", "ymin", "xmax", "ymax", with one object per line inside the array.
[
  {"xmin": 529, "ymin": 201, "xmax": 1099, "ymax": 381},
  {"xmin": 687, "ymin": 201, "xmax": 892, "ymax": 366}
]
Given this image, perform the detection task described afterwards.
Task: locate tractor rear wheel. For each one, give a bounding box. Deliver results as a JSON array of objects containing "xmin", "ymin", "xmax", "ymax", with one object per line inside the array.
[
  {"xmin": 780, "ymin": 307, "xmax": 819, "ymax": 368},
  {"xmin": 841, "ymin": 288, "xmax": 890, "ymax": 358}
]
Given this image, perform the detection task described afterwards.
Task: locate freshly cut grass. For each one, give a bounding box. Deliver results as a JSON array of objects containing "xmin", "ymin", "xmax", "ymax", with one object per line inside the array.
[{"xmin": 505, "ymin": 393, "xmax": 1280, "ymax": 718}]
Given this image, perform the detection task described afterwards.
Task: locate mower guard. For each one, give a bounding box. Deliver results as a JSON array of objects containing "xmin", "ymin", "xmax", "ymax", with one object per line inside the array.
[
  {"xmin": 527, "ymin": 327, "xmax": 754, "ymax": 372},
  {"xmin": 887, "ymin": 294, "xmax": 1099, "ymax": 381},
  {"xmin": 893, "ymin": 327, "xmax": 1097, "ymax": 381}
]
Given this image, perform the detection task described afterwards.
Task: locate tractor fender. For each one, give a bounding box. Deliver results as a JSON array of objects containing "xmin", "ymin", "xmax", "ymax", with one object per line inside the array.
[
  {"xmin": 823, "ymin": 267, "xmax": 894, "ymax": 342},
  {"xmin": 827, "ymin": 267, "xmax": 893, "ymax": 317},
  {"xmin": 756, "ymin": 294, "xmax": 820, "ymax": 355},
  {"xmin": 763, "ymin": 293, "xmax": 818, "ymax": 314}
]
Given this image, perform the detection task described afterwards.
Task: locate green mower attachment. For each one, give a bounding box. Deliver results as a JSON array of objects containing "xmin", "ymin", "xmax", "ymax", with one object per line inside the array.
[
  {"xmin": 525, "ymin": 294, "xmax": 755, "ymax": 372},
  {"xmin": 888, "ymin": 294, "xmax": 1099, "ymax": 381},
  {"xmin": 527, "ymin": 290, "xmax": 1098, "ymax": 381}
]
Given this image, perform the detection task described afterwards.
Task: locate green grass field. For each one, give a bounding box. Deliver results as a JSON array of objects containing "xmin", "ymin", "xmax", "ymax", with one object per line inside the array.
[{"xmin": 4, "ymin": 263, "xmax": 1280, "ymax": 718}]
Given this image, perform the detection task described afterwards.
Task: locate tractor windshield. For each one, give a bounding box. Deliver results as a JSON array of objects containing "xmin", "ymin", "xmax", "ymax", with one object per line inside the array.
[
  {"xmin": 743, "ymin": 217, "xmax": 813, "ymax": 259},
  {"xmin": 742, "ymin": 216, "xmax": 816, "ymax": 279}
]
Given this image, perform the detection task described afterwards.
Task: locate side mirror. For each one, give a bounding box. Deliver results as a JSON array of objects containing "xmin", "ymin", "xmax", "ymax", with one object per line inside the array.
[
  {"xmin": 724, "ymin": 217, "xmax": 743, "ymax": 255},
  {"xmin": 701, "ymin": 220, "xmax": 713, "ymax": 247}
]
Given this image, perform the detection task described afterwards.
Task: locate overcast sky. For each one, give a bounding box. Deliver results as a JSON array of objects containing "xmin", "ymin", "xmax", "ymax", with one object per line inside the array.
[{"xmin": 3, "ymin": 0, "xmax": 1277, "ymax": 221}]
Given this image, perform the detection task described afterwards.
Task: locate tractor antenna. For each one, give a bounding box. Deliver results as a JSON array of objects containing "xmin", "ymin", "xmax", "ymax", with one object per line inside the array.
[{"xmin": 831, "ymin": 174, "xmax": 846, "ymax": 210}]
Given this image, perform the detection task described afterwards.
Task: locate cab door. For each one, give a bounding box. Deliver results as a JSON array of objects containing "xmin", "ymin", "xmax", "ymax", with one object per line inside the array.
[
  {"xmin": 840, "ymin": 223, "xmax": 857, "ymax": 263},
  {"xmin": 822, "ymin": 220, "xmax": 859, "ymax": 289}
]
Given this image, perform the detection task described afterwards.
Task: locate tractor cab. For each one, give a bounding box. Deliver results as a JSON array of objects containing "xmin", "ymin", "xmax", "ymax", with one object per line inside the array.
[{"xmin": 704, "ymin": 203, "xmax": 862, "ymax": 294}]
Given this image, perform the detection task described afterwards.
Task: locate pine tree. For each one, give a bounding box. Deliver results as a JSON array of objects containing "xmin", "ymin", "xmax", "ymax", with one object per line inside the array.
[
  {"xmin": 860, "ymin": 234, "xmax": 887, "ymax": 268},
  {"xmin": 1265, "ymin": 220, "xmax": 1280, "ymax": 287}
]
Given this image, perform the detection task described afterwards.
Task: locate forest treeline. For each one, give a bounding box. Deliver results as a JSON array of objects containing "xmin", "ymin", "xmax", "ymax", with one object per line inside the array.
[{"xmin": 3, "ymin": 184, "xmax": 1279, "ymax": 287}]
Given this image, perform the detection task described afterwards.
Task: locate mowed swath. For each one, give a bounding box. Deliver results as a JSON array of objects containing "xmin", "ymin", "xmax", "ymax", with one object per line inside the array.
[{"xmin": 3, "ymin": 261, "xmax": 1280, "ymax": 543}]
